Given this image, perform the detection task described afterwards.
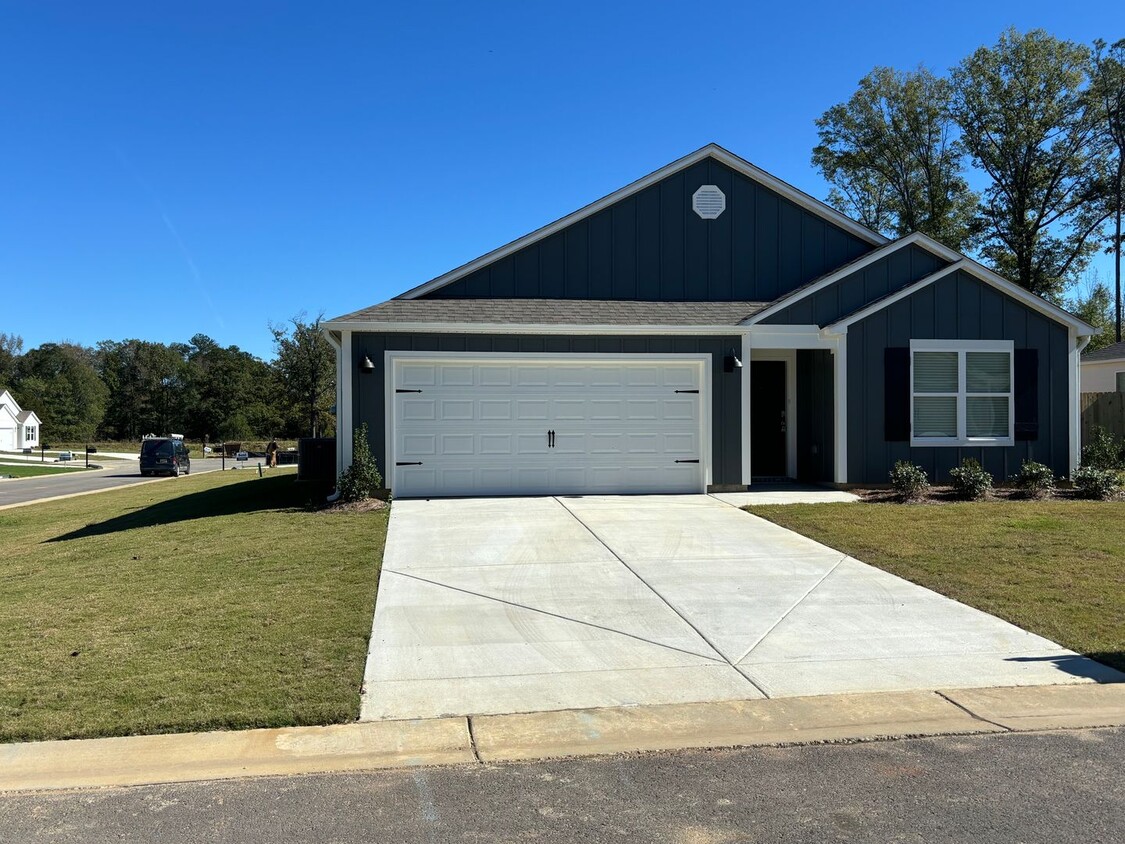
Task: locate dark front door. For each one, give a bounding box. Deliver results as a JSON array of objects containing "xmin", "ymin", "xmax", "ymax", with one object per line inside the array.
[{"xmin": 751, "ymin": 361, "xmax": 787, "ymax": 478}]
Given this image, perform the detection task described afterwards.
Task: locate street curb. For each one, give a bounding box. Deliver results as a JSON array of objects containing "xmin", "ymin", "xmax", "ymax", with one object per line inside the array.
[{"xmin": 1, "ymin": 683, "xmax": 1122, "ymax": 793}]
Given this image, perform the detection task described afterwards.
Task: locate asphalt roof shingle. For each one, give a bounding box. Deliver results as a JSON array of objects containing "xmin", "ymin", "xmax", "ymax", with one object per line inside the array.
[
  {"xmin": 1083, "ymin": 340, "xmax": 1125, "ymax": 362},
  {"xmin": 329, "ymin": 298, "xmax": 769, "ymax": 326}
]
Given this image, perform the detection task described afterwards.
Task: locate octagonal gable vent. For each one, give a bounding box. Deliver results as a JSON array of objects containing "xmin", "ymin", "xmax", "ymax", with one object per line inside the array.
[{"xmin": 692, "ymin": 185, "xmax": 726, "ymax": 219}]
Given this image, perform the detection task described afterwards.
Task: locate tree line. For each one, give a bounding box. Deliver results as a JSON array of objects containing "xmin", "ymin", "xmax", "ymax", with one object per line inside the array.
[
  {"xmin": 0, "ymin": 315, "xmax": 334, "ymax": 444},
  {"xmin": 812, "ymin": 28, "xmax": 1125, "ymax": 348}
]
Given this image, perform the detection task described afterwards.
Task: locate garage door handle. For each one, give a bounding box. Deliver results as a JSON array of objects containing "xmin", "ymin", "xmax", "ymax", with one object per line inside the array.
[
  {"xmin": 547, "ymin": 430, "xmax": 555, "ymax": 448},
  {"xmin": 396, "ymin": 461, "xmax": 424, "ymax": 466},
  {"xmin": 674, "ymin": 459, "xmax": 700, "ymax": 463}
]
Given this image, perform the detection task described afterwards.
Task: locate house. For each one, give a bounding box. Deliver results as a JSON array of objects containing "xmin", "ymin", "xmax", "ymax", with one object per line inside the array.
[
  {"xmin": 0, "ymin": 389, "xmax": 41, "ymax": 452},
  {"xmin": 1080, "ymin": 341, "xmax": 1125, "ymax": 392},
  {"xmin": 323, "ymin": 144, "xmax": 1095, "ymax": 497}
]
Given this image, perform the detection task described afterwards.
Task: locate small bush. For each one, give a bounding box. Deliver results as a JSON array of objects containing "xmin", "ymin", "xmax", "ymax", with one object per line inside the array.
[
  {"xmin": 948, "ymin": 458, "xmax": 993, "ymax": 500},
  {"xmin": 889, "ymin": 461, "xmax": 929, "ymax": 501},
  {"xmin": 338, "ymin": 423, "xmax": 384, "ymax": 502},
  {"xmin": 1081, "ymin": 427, "xmax": 1125, "ymax": 470},
  {"xmin": 1072, "ymin": 465, "xmax": 1122, "ymax": 500},
  {"xmin": 1011, "ymin": 460, "xmax": 1055, "ymax": 499}
]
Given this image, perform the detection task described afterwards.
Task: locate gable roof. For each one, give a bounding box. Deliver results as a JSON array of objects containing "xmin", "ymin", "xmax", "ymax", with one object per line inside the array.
[
  {"xmin": 326, "ymin": 298, "xmax": 768, "ymax": 331},
  {"xmin": 823, "ymin": 258, "xmax": 1096, "ymax": 335},
  {"xmin": 743, "ymin": 231, "xmax": 960, "ymax": 325},
  {"xmin": 395, "ymin": 143, "xmax": 888, "ymax": 301},
  {"xmin": 15, "ymin": 410, "xmax": 38, "ymax": 424},
  {"xmin": 1082, "ymin": 340, "xmax": 1125, "ymax": 362}
]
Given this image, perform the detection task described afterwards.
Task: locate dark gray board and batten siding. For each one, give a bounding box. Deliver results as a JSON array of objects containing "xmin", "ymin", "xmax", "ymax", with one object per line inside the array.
[
  {"xmin": 762, "ymin": 244, "xmax": 949, "ymax": 327},
  {"xmin": 424, "ymin": 158, "xmax": 873, "ymax": 303},
  {"xmin": 847, "ymin": 270, "xmax": 1070, "ymax": 483},
  {"xmin": 350, "ymin": 332, "xmax": 746, "ymax": 488}
]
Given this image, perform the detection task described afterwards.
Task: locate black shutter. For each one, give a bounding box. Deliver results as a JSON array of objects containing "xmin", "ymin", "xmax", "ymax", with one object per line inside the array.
[
  {"xmin": 1014, "ymin": 348, "xmax": 1039, "ymax": 441},
  {"xmin": 884, "ymin": 347, "xmax": 910, "ymax": 441}
]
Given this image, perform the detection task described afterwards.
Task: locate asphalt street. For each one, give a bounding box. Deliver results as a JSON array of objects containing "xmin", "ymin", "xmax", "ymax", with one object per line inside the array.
[
  {"xmin": 0, "ymin": 458, "xmax": 229, "ymax": 508},
  {"xmin": 2, "ymin": 728, "xmax": 1122, "ymax": 843}
]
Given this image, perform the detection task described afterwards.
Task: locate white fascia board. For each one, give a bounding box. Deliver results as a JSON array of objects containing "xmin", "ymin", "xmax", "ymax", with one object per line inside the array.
[
  {"xmin": 743, "ymin": 232, "xmax": 959, "ymax": 326},
  {"xmin": 320, "ymin": 320, "xmax": 749, "ymax": 336},
  {"xmin": 824, "ymin": 259, "xmax": 1097, "ymax": 335},
  {"xmin": 823, "ymin": 261, "xmax": 967, "ymax": 332},
  {"xmin": 394, "ymin": 143, "xmax": 886, "ymax": 301}
]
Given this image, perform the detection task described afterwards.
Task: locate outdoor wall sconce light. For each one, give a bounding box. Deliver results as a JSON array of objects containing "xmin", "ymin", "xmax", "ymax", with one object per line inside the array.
[
  {"xmin": 359, "ymin": 354, "xmax": 375, "ymax": 374},
  {"xmin": 724, "ymin": 348, "xmax": 743, "ymax": 373}
]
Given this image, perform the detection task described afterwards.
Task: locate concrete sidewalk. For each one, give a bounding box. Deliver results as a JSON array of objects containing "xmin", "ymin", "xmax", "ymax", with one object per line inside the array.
[{"xmin": 2, "ymin": 683, "xmax": 1124, "ymax": 793}]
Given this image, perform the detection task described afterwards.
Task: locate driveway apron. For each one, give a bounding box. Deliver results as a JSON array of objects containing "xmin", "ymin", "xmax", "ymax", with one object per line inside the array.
[{"xmin": 361, "ymin": 495, "xmax": 1122, "ymax": 720}]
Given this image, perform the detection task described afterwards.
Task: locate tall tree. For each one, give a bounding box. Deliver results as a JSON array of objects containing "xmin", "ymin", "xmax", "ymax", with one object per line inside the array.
[
  {"xmin": 270, "ymin": 313, "xmax": 335, "ymax": 438},
  {"xmin": 14, "ymin": 343, "xmax": 108, "ymax": 442},
  {"xmin": 1067, "ymin": 276, "xmax": 1115, "ymax": 352},
  {"xmin": 0, "ymin": 332, "xmax": 23, "ymax": 387},
  {"xmin": 95, "ymin": 339, "xmax": 192, "ymax": 439},
  {"xmin": 813, "ymin": 66, "xmax": 978, "ymax": 250},
  {"xmin": 185, "ymin": 334, "xmax": 278, "ymax": 442},
  {"xmin": 1090, "ymin": 38, "xmax": 1125, "ymax": 341},
  {"xmin": 951, "ymin": 28, "xmax": 1109, "ymax": 298}
]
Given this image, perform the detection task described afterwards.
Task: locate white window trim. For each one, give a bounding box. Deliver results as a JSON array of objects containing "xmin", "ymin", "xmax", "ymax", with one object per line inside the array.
[{"xmin": 910, "ymin": 339, "xmax": 1014, "ymax": 447}]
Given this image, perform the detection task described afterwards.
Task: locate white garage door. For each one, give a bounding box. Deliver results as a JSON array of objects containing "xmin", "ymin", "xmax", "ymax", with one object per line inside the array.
[{"xmin": 389, "ymin": 354, "xmax": 708, "ymax": 497}]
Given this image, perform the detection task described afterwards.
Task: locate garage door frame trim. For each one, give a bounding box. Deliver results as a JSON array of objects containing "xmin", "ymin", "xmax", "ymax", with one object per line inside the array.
[{"xmin": 384, "ymin": 351, "xmax": 713, "ymax": 494}]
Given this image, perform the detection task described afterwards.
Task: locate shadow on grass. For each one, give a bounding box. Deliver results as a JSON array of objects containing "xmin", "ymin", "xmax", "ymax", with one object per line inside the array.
[
  {"xmin": 1007, "ymin": 653, "xmax": 1125, "ymax": 679},
  {"xmin": 48, "ymin": 475, "xmax": 333, "ymax": 542}
]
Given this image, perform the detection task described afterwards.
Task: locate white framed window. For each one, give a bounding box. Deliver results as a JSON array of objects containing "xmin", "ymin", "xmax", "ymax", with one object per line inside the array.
[
  {"xmin": 910, "ymin": 340, "xmax": 1014, "ymax": 446},
  {"xmin": 25, "ymin": 425, "xmax": 36, "ymax": 441}
]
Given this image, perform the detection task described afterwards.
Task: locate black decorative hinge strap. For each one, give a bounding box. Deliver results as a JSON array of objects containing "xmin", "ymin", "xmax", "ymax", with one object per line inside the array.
[
  {"xmin": 395, "ymin": 389, "xmax": 423, "ymax": 393},
  {"xmin": 674, "ymin": 389, "xmax": 700, "ymax": 394},
  {"xmin": 674, "ymin": 459, "xmax": 700, "ymax": 463},
  {"xmin": 395, "ymin": 461, "xmax": 424, "ymax": 466}
]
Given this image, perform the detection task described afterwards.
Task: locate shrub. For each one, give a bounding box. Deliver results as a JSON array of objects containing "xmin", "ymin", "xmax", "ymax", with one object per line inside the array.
[
  {"xmin": 1081, "ymin": 427, "xmax": 1125, "ymax": 470},
  {"xmin": 888, "ymin": 461, "xmax": 929, "ymax": 501},
  {"xmin": 1011, "ymin": 460, "xmax": 1055, "ymax": 499},
  {"xmin": 948, "ymin": 458, "xmax": 993, "ymax": 500},
  {"xmin": 338, "ymin": 423, "xmax": 384, "ymax": 502},
  {"xmin": 1072, "ymin": 465, "xmax": 1122, "ymax": 501}
]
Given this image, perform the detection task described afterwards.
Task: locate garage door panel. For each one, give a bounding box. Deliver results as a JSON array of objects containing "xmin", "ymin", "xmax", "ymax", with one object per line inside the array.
[
  {"xmin": 391, "ymin": 357, "xmax": 707, "ymax": 497},
  {"xmin": 438, "ymin": 399, "xmax": 474, "ymax": 421}
]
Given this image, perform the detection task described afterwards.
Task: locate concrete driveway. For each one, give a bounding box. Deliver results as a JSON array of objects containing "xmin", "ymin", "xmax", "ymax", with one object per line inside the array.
[{"xmin": 361, "ymin": 495, "xmax": 1122, "ymax": 720}]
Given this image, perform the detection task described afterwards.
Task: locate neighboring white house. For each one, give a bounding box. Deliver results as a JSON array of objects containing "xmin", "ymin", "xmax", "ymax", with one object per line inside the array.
[
  {"xmin": 1080, "ymin": 341, "xmax": 1125, "ymax": 393},
  {"xmin": 0, "ymin": 389, "xmax": 41, "ymax": 452}
]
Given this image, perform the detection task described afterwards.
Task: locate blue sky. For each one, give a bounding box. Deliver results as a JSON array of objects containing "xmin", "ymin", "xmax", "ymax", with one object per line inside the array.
[{"xmin": 0, "ymin": 1, "xmax": 1116, "ymax": 360}]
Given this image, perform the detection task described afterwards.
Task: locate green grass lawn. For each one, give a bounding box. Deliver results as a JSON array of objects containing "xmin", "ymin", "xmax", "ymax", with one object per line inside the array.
[
  {"xmin": 0, "ymin": 470, "xmax": 387, "ymax": 743},
  {"xmin": 0, "ymin": 464, "xmax": 89, "ymax": 479},
  {"xmin": 746, "ymin": 500, "xmax": 1125, "ymax": 673}
]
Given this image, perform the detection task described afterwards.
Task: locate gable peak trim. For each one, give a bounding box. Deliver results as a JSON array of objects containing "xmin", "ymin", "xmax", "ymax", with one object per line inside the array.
[{"xmin": 396, "ymin": 143, "xmax": 888, "ymax": 300}]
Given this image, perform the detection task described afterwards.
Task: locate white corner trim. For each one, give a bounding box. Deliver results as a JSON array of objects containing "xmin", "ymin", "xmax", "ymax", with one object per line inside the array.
[
  {"xmin": 833, "ymin": 334, "xmax": 848, "ymax": 484},
  {"xmin": 1070, "ymin": 332, "xmax": 1091, "ymax": 475},
  {"xmin": 322, "ymin": 329, "xmax": 345, "ymax": 480},
  {"xmin": 340, "ymin": 331, "xmax": 354, "ymax": 474},
  {"xmin": 743, "ymin": 231, "xmax": 960, "ymax": 326},
  {"xmin": 394, "ymin": 143, "xmax": 886, "ymax": 301},
  {"xmin": 740, "ymin": 333, "xmax": 752, "ymax": 485}
]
